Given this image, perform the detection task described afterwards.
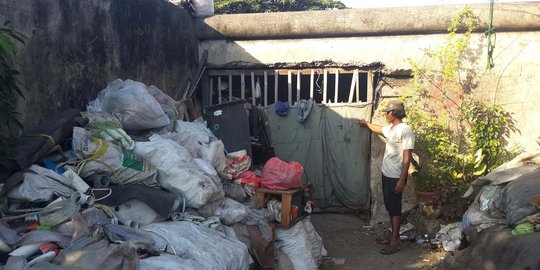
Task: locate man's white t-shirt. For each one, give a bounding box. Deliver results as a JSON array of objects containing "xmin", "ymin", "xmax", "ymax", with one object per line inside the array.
[{"xmin": 381, "ymin": 123, "xmax": 415, "ymax": 178}]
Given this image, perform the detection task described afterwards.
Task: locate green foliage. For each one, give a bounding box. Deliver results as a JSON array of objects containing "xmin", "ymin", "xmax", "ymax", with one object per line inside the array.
[
  {"xmin": 0, "ymin": 21, "xmax": 26, "ymax": 157},
  {"xmin": 402, "ymin": 8, "xmax": 520, "ymax": 193},
  {"xmin": 214, "ymin": 0, "xmax": 346, "ymax": 14},
  {"xmin": 462, "ymin": 100, "xmax": 519, "ymax": 169}
]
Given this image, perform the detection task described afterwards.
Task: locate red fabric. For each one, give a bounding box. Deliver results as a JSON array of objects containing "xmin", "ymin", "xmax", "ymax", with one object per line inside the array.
[
  {"xmin": 237, "ymin": 171, "xmax": 261, "ymax": 189},
  {"xmin": 261, "ymin": 157, "xmax": 304, "ymax": 190}
]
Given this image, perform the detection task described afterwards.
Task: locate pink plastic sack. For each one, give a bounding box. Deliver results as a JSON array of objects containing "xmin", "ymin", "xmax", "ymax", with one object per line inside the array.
[{"xmin": 261, "ymin": 157, "xmax": 304, "ymax": 190}]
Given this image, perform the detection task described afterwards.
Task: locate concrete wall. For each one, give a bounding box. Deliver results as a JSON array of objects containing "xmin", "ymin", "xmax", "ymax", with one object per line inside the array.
[
  {"xmin": 196, "ymin": 2, "xmax": 540, "ymax": 223},
  {"xmin": 0, "ymin": 0, "xmax": 199, "ymax": 129}
]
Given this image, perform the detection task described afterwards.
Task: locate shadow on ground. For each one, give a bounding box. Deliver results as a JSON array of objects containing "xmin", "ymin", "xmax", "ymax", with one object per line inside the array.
[{"xmin": 311, "ymin": 213, "xmax": 448, "ymax": 270}]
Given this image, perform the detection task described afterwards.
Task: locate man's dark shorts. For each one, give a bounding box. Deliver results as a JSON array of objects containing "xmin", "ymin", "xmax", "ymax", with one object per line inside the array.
[{"xmin": 382, "ymin": 174, "xmax": 402, "ymax": 217}]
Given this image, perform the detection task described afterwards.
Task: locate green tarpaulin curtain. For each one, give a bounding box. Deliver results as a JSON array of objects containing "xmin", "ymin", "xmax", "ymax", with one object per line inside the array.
[{"xmin": 263, "ymin": 103, "xmax": 372, "ymax": 209}]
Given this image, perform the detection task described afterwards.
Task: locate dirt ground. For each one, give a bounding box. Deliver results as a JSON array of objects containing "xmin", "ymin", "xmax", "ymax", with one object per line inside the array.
[{"xmin": 311, "ymin": 213, "xmax": 448, "ymax": 270}]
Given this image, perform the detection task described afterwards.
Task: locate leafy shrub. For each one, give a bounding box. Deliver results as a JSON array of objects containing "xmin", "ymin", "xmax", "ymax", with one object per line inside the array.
[
  {"xmin": 402, "ymin": 8, "xmax": 520, "ymax": 193},
  {"xmin": 0, "ymin": 21, "xmax": 26, "ymax": 157}
]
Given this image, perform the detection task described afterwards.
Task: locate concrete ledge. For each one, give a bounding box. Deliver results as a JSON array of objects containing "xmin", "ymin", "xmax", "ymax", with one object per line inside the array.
[{"xmin": 195, "ymin": 2, "xmax": 540, "ymax": 40}]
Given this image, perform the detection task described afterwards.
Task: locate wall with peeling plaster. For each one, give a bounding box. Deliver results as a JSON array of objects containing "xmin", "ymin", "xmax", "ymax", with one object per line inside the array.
[{"xmin": 0, "ymin": 0, "xmax": 199, "ymax": 129}]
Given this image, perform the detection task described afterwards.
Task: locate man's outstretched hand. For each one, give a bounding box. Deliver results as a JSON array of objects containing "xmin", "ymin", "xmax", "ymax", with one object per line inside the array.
[{"xmin": 358, "ymin": 119, "xmax": 368, "ymax": 127}]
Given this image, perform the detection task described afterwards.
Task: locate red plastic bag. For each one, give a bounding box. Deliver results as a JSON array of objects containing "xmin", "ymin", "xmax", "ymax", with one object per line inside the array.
[
  {"xmin": 261, "ymin": 157, "xmax": 304, "ymax": 190},
  {"xmin": 237, "ymin": 171, "xmax": 261, "ymax": 189}
]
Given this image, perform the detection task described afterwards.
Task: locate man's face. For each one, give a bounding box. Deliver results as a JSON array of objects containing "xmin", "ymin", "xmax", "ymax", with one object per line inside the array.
[{"xmin": 385, "ymin": 110, "xmax": 395, "ymax": 123}]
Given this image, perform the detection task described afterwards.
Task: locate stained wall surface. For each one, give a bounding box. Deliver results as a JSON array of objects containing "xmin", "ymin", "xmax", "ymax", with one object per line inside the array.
[{"xmin": 0, "ymin": 0, "xmax": 199, "ymax": 128}]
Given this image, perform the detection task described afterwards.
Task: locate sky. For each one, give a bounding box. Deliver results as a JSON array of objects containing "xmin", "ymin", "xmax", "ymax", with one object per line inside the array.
[{"xmin": 340, "ymin": 0, "xmax": 539, "ymax": 9}]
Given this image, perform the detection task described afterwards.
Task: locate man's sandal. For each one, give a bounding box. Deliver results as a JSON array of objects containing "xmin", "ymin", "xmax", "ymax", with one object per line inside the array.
[{"xmin": 380, "ymin": 245, "xmax": 400, "ymax": 255}]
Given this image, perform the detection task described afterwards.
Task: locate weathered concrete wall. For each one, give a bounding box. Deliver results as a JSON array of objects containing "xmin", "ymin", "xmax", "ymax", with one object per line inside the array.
[
  {"xmin": 198, "ymin": 2, "xmax": 540, "ymax": 150},
  {"xmin": 196, "ymin": 2, "xmax": 540, "ymax": 223},
  {"xmin": 195, "ymin": 3, "xmax": 540, "ymax": 40},
  {"xmin": 0, "ymin": 0, "xmax": 198, "ymax": 128}
]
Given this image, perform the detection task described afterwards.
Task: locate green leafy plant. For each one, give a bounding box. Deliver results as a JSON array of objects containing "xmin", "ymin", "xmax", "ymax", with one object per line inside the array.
[
  {"xmin": 214, "ymin": 0, "xmax": 346, "ymax": 14},
  {"xmin": 0, "ymin": 21, "xmax": 26, "ymax": 157},
  {"xmin": 402, "ymin": 8, "xmax": 520, "ymax": 194}
]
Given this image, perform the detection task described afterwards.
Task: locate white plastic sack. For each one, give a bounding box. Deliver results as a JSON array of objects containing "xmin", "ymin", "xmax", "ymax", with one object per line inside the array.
[
  {"xmin": 435, "ymin": 222, "xmax": 462, "ymax": 252},
  {"xmin": 165, "ymin": 120, "xmax": 228, "ymax": 177},
  {"xmin": 139, "ymin": 253, "xmax": 198, "ymax": 270},
  {"xmin": 114, "ymin": 199, "xmax": 163, "ymax": 227},
  {"xmin": 7, "ymin": 165, "xmax": 74, "ymax": 202},
  {"xmin": 198, "ymin": 198, "xmax": 248, "ymax": 225},
  {"xmin": 275, "ymin": 217, "xmax": 327, "ymax": 269},
  {"xmin": 146, "ymin": 85, "xmax": 179, "ymax": 124},
  {"xmin": 87, "ymin": 79, "xmax": 170, "ymax": 131},
  {"xmin": 133, "ymin": 136, "xmax": 224, "ymax": 208},
  {"xmin": 192, "ymin": 0, "xmax": 214, "ymax": 18},
  {"xmin": 72, "ymin": 127, "xmax": 158, "ymax": 186},
  {"xmin": 197, "ymin": 199, "xmax": 221, "ymax": 218},
  {"xmin": 222, "ymin": 150, "xmax": 251, "ymax": 179},
  {"xmin": 203, "ymin": 141, "xmax": 229, "ymax": 178},
  {"xmin": 83, "ymin": 111, "xmax": 135, "ymax": 150},
  {"xmin": 461, "ymin": 200, "xmax": 505, "ymax": 232},
  {"xmin": 141, "ymin": 221, "xmax": 250, "ymax": 270}
]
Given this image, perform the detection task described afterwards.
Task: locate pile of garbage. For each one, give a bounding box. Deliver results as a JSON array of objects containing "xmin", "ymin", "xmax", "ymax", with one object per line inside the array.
[
  {"xmin": 436, "ymin": 151, "xmax": 540, "ymax": 268},
  {"xmin": 0, "ymin": 79, "xmax": 326, "ymax": 269}
]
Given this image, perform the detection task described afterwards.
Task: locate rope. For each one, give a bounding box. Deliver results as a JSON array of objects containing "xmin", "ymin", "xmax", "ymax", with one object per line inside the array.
[
  {"xmin": 91, "ymin": 188, "xmax": 112, "ymax": 202},
  {"xmin": 485, "ymin": 0, "xmax": 496, "ymax": 69},
  {"xmin": 75, "ymin": 158, "xmax": 123, "ymax": 185},
  {"xmin": 22, "ymin": 134, "xmax": 55, "ymax": 145},
  {"xmin": 143, "ymin": 229, "xmax": 177, "ymax": 256}
]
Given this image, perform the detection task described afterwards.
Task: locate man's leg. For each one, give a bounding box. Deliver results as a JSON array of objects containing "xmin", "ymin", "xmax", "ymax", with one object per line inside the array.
[
  {"xmin": 389, "ymin": 215, "xmax": 402, "ymax": 248},
  {"xmin": 381, "ymin": 175, "xmax": 402, "ymax": 253}
]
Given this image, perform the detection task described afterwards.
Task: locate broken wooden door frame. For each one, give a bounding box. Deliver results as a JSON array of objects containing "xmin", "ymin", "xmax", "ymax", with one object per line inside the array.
[{"xmin": 202, "ymin": 68, "xmax": 375, "ymax": 109}]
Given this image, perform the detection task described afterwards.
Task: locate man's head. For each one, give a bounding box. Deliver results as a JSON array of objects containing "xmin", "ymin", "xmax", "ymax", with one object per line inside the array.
[{"xmin": 384, "ymin": 100, "xmax": 406, "ymax": 120}]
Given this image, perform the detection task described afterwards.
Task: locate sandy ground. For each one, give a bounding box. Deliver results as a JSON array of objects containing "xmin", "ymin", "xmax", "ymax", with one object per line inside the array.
[{"xmin": 311, "ymin": 213, "xmax": 448, "ymax": 270}]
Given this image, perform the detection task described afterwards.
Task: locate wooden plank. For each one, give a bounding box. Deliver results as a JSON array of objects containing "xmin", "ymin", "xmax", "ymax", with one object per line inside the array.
[
  {"xmin": 322, "ymin": 70, "xmax": 328, "ymax": 104},
  {"xmin": 179, "ymin": 101, "xmax": 189, "ymax": 121},
  {"xmin": 367, "ymin": 71, "xmax": 374, "ymax": 103},
  {"xmin": 251, "ymin": 72, "xmax": 256, "ymax": 105},
  {"xmin": 287, "ymin": 70, "xmax": 292, "ymax": 106},
  {"xmin": 281, "ymin": 194, "xmax": 292, "ymax": 227},
  {"xmin": 334, "ymin": 69, "xmax": 339, "ymax": 103},
  {"xmin": 228, "ymin": 75, "xmax": 233, "ymax": 102},
  {"xmin": 310, "ymin": 69, "xmax": 314, "ymax": 99},
  {"xmin": 186, "ymin": 98, "xmax": 198, "ymax": 120},
  {"xmin": 264, "ymin": 71, "xmax": 268, "ymax": 106},
  {"xmin": 256, "ymin": 187, "xmax": 304, "ymax": 195},
  {"xmin": 182, "ymin": 49, "xmax": 208, "ymax": 99},
  {"xmin": 355, "ymin": 69, "xmax": 360, "ymax": 102},
  {"xmin": 241, "ymin": 74, "xmax": 245, "ymax": 100},
  {"xmin": 209, "ymin": 77, "xmax": 213, "ymax": 106},
  {"xmin": 205, "ymin": 68, "xmax": 368, "ymax": 77},
  {"xmin": 256, "ymin": 192, "xmax": 265, "ymax": 209},
  {"xmin": 296, "ymin": 71, "xmax": 301, "ymax": 103},
  {"xmin": 348, "ymin": 71, "xmax": 357, "ymax": 103},
  {"xmin": 217, "ymin": 76, "xmax": 222, "ymax": 104},
  {"xmin": 274, "ymin": 70, "xmax": 278, "ymax": 103},
  {"xmin": 201, "ymin": 75, "xmax": 210, "ymax": 110}
]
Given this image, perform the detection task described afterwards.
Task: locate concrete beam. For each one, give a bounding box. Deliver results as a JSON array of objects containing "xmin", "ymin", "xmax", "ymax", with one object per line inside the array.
[{"xmin": 195, "ymin": 2, "xmax": 540, "ymax": 40}]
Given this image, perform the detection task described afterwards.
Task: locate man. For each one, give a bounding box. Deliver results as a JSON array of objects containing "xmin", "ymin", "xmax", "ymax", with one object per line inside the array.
[{"xmin": 358, "ymin": 100, "xmax": 415, "ymax": 254}]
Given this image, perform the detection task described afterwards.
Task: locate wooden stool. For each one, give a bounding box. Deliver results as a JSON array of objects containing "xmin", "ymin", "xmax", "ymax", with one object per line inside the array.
[{"xmin": 256, "ymin": 184, "xmax": 310, "ymax": 228}]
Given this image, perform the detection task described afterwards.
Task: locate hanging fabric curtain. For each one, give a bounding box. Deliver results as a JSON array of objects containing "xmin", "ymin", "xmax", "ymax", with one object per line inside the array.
[{"xmin": 263, "ymin": 103, "xmax": 372, "ymax": 209}]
